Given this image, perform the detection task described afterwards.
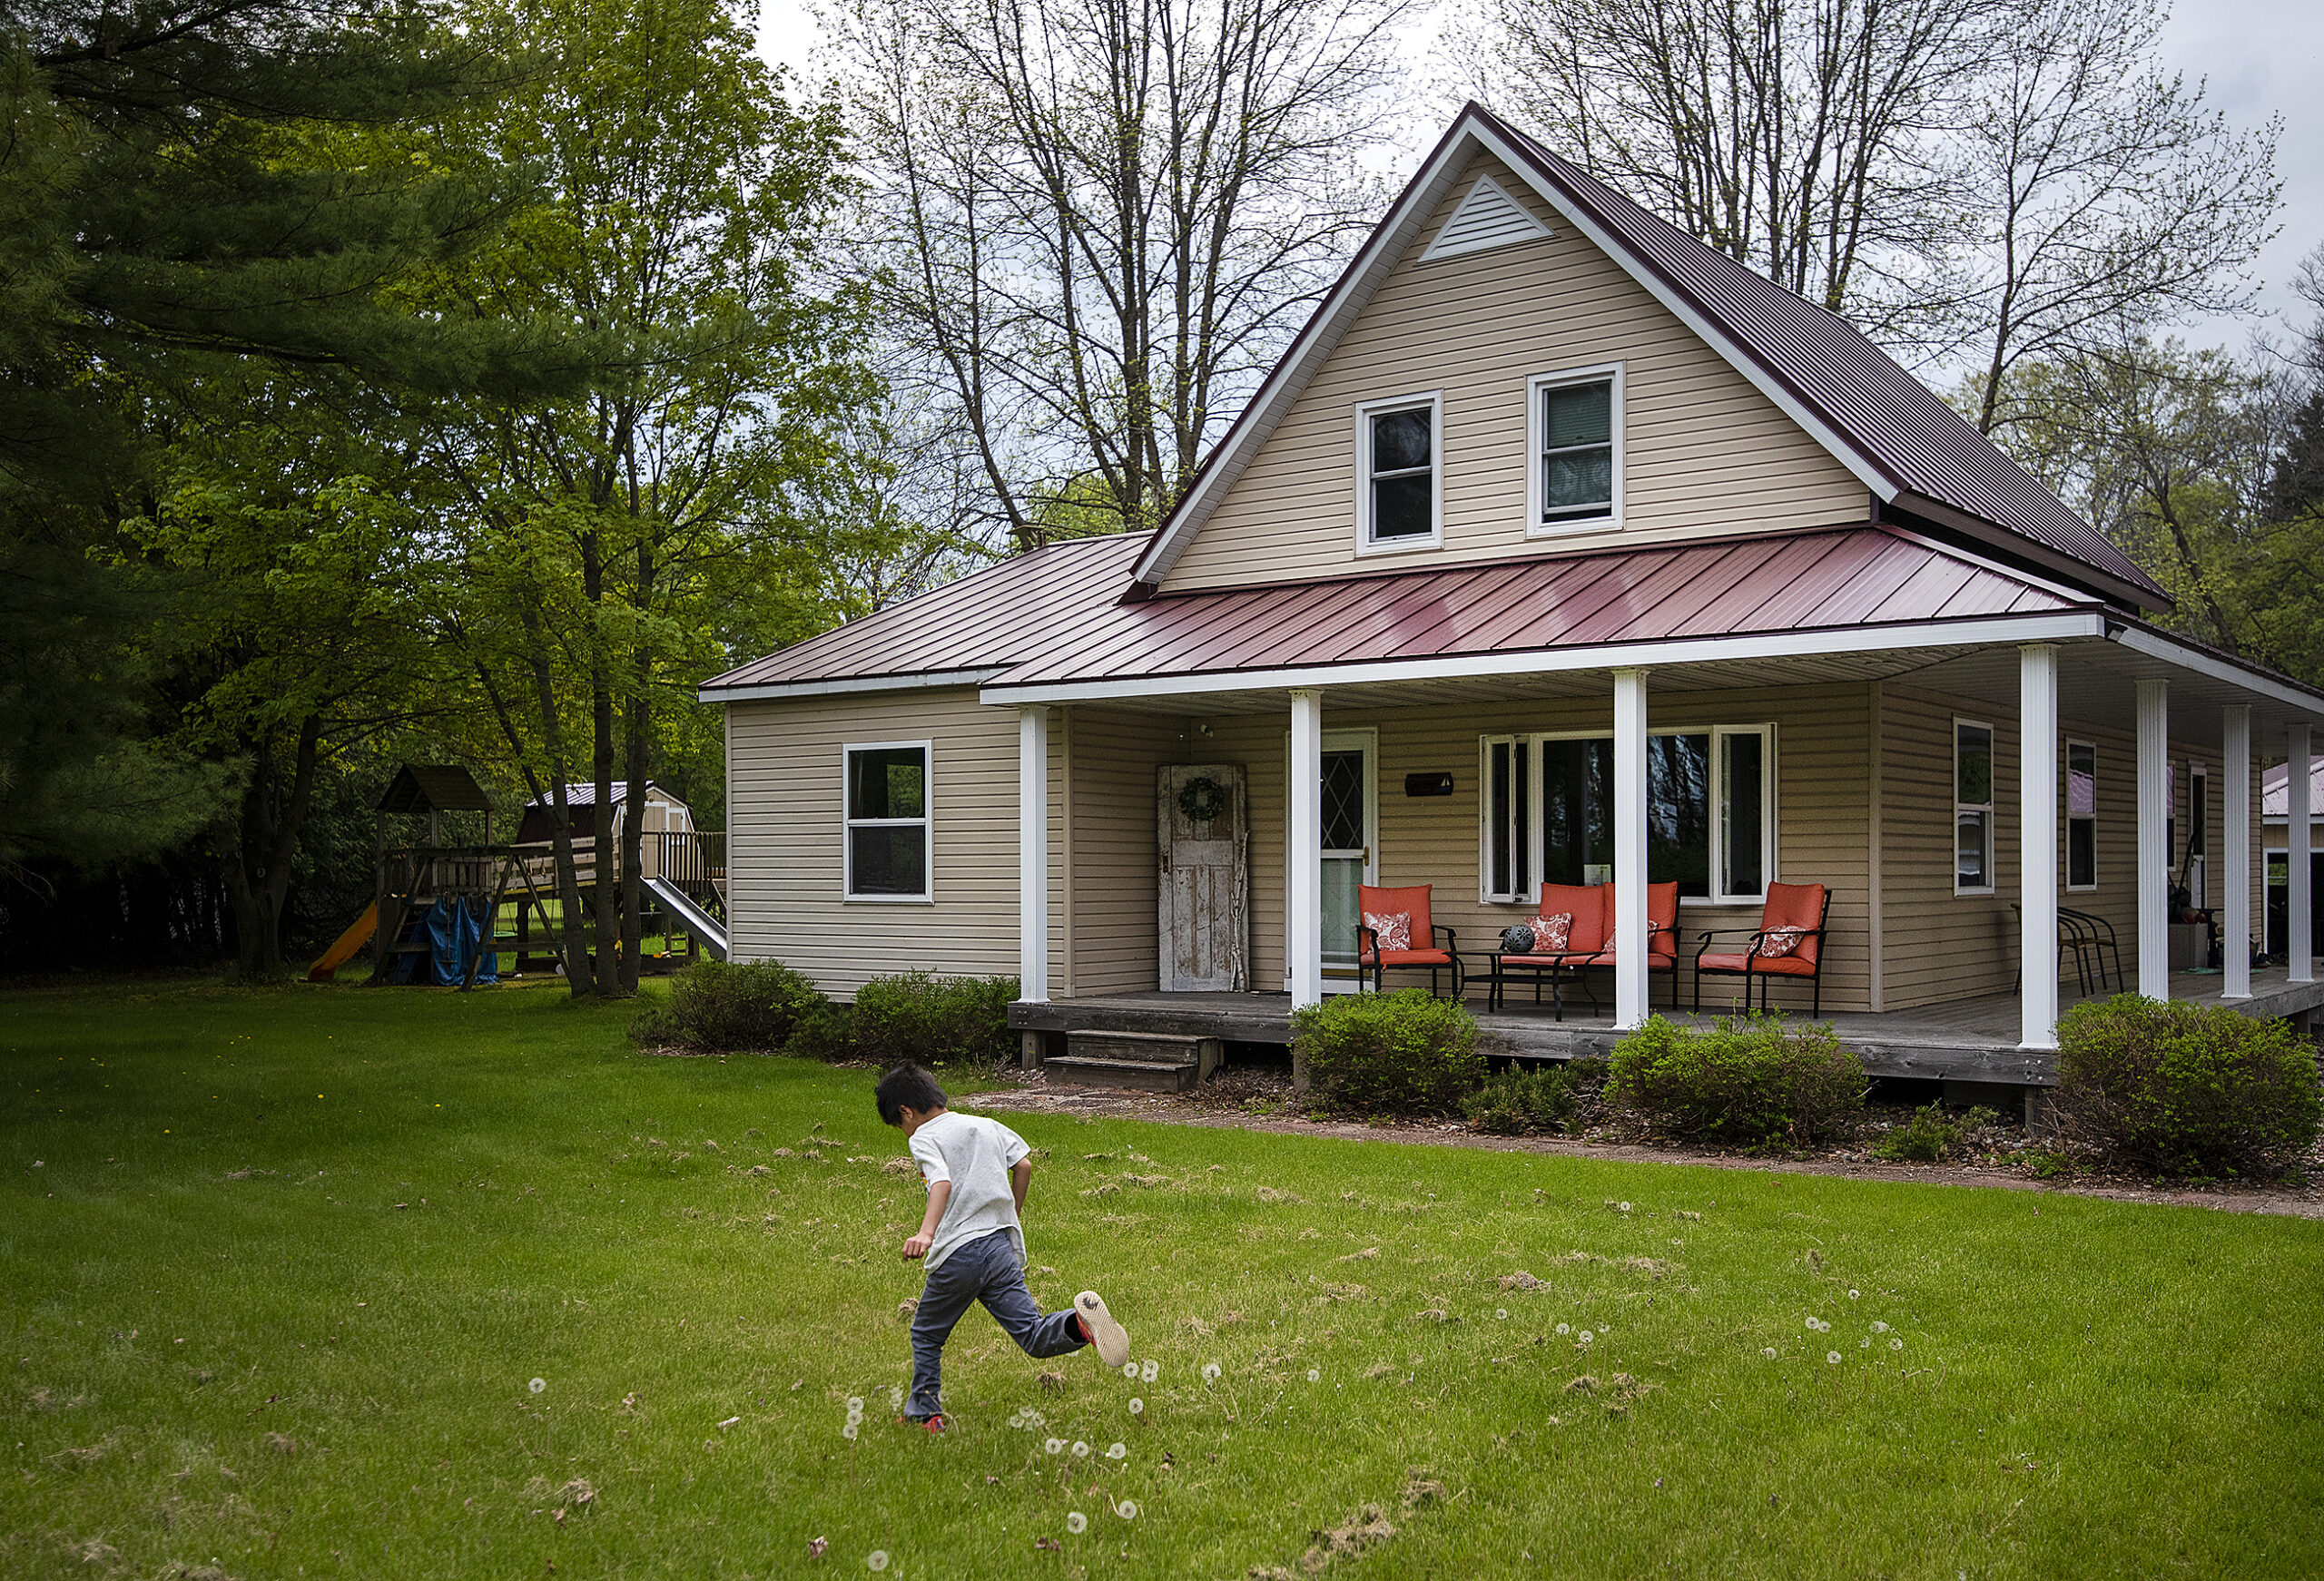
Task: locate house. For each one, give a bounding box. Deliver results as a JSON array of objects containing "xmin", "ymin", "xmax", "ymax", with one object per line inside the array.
[
  {"xmin": 699, "ymin": 104, "xmax": 2324, "ymax": 1095},
  {"xmin": 2263, "ymin": 759, "xmax": 2324, "ymax": 958}
]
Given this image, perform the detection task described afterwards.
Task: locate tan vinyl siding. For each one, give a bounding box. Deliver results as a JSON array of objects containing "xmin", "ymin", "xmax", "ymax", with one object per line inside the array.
[
  {"xmin": 726, "ymin": 687, "xmax": 1028, "ymax": 997},
  {"xmin": 1874, "ymin": 686, "xmax": 2228, "ymax": 1009},
  {"xmin": 1161, "ymin": 150, "xmax": 1868, "ymax": 594},
  {"xmin": 1065, "ymin": 707, "xmax": 1177, "ymax": 995}
]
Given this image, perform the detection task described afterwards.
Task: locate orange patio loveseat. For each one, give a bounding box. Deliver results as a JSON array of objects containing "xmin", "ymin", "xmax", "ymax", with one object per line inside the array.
[{"xmin": 1488, "ymin": 880, "xmax": 1679, "ymax": 1016}]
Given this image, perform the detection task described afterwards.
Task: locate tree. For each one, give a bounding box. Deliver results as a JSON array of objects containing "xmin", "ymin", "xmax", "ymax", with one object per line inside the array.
[
  {"xmin": 0, "ymin": 1, "xmax": 583, "ymax": 892},
  {"xmin": 836, "ymin": 0, "xmax": 1411, "ymax": 548},
  {"xmin": 422, "ymin": 0, "xmax": 891, "ymax": 997},
  {"xmin": 1950, "ymin": 0, "xmax": 2280, "ymax": 436},
  {"xmin": 1452, "ymin": 0, "xmax": 1991, "ymax": 338}
]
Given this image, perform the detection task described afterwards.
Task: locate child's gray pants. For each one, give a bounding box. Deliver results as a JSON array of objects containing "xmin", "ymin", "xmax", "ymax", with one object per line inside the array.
[{"xmin": 908, "ymin": 1229, "xmax": 1085, "ymax": 1418}]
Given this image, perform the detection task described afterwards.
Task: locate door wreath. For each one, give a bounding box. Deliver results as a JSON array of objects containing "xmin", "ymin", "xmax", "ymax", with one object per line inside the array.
[{"xmin": 1176, "ymin": 775, "xmax": 1227, "ymax": 824}]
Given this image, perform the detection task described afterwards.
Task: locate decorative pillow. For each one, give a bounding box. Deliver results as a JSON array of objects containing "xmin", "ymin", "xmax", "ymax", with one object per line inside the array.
[
  {"xmin": 1758, "ymin": 927, "xmax": 1807, "ymax": 958},
  {"xmin": 1362, "ymin": 911, "xmax": 1412, "ymax": 952},
  {"xmin": 1530, "ymin": 913, "xmax": 1573, "ymax": 953},
  {"xmin": 1498, "ymin": 924, "xmax": 1536, "ymax": 955}
]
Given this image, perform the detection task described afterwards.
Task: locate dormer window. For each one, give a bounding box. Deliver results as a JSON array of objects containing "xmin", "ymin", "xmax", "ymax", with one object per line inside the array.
[
  {"xmin": 1530, "ymin": 365, "xmax": 1622, "ymax": 532},
  {"xmin": 1354, "ymin": 391, "xmax": 1442, "ymax": 554}
]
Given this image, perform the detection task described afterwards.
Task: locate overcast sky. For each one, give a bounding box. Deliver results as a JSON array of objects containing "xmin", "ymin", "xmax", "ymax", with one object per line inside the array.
[{"xmin": 754, "ymin": 0, "xmax": 2323, "ymax": 344}]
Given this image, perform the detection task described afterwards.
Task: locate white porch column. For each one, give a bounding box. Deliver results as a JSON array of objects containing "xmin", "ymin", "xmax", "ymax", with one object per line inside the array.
[
  {"xmin": 2222, "ymin": 705, "xmax": 2251, "ymax": 999},
  {"xmin": 2136, "ymin": 679, "xmax": 2170, "ymax": 998},
  {"xmin": 2019, "ymin": 644, "xmax": 2060, "ymax": 1049},
  {"xmin": 1018, "ymin": 705, "xmax": 1049, "ymax": 1003},
  {"xmin": 2292, "ymin": 724, "xmax": 2314, "ymax": 984},
  {"xmin": 1612, "ymin": 668, "xmax": 1649, "ymax": 1029},
  {"xmin": 1288, "ymin": 689, "xmax": 1324, "ymax": 1009}
]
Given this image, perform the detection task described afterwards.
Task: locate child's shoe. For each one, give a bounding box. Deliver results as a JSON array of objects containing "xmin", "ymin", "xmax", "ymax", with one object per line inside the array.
[
  {"xmin": 1074, "ymin": 1291, "xmax": 1130, "ymax": 1367},
  {"xmin": 898, "ymin": 1412, "xmax": 948, "ymax": 1434}
]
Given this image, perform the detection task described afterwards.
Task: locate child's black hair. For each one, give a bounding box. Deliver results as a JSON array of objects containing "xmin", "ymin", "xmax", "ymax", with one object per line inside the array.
[{"xmin": 875, "ymin": 1063, "xmax": 948, "ymax": 1126}]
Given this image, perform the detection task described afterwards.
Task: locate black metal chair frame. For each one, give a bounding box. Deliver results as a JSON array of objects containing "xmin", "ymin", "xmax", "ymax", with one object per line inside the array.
[
  {"xmin": 1357, "ymin": 922, "xmax": 1465, "ymax": 999},
  {"xmin": 1691, "ymin": 890, "xmax": 1834, "ymax": 1016},
  {"xmin": 1483, "ymin": 951, "xmax": 1595, "ymax": 1019}
]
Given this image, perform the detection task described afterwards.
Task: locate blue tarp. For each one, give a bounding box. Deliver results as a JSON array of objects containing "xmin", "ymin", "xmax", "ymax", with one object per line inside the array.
[{"xmin": 424, "ymin": 896, "xmax": 498, "ymax": 986}]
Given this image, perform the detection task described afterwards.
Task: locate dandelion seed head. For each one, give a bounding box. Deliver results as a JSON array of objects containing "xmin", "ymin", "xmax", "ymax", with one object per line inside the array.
[
  {"xmin": 1859, "ymin": 1338, "xmax": 1871, "ymax": 1348},
  {"xmin": 1578, "ymin": 1331, "xmax": 1594, "ymax": 1345},
  {"xmin": 1306, "ymin": 1368, "xmax": 1320, "ymax": 1382},
  {"xmin": 1141, "ymin": 1359, "xmax": 1159, "ymax": 1383},
  {"xmin": 1072, "ymin": 1440, "xmax": 1089, "ymax": 1458},
  {"xmin": 1496, "ymin": 1309, "xmax": 1509, "ymax": 1321},
  {"xmin": 1128, "ymin": 1397, "xmax": 1144, "ymax": 1415},
  {"xmin": 1826, "ymin": 1351, "xmax": 1842, "ymax": 1365},
  {"xmin": 1555, "ymin": 1322, "xmax": 1571, "ymax": 1336},
  {"xmin": 847, "ymin": 1397, "xmax": 865, "ymax": 1412},
  {"xmin": 866, "ymin": 1551, "xmax": 889, "ymax": 1572},
  {"xmin": 1046, "ymin": 1438, "xmax": 1065, "ymax": 1454},
  {"xmin": 1761, "ymin": 1347, "xmax": 1777, "ymax": 1359},
  {"xmin": 528, "ymin": 1378, "xmax": 546, "ymax": 1395},
  {"xmin": 1107, "ymin": 1442, "xmax": 1127, "ymax": 1459},
  {"xmin": 1121, "ymin": 1361, "xmax": 1139, "ymax": 1380},
  {"xmin": 842, "ymin": 1421, "xmax": 859, "ymax": 1439},
  {"xmin": 1202, "ymin": 1362, "xmax": 1221, "ymax": 1382},
  {"xmin": 1871, "ymin": 1321, "xmax": 1889, "ymax": 1333},
  {"xmin": 1890, "ymin": 1337, "xmax": 1904, "ymax": 1350},
  {"xmin": 888, "ymin": 1385, "xmax": 903, "ymax": 1409},
  {"xmin": 1618, "ymin": 1202, "xmax": 1631, "ymax": 1213},
  {"xmin": 1067, "ymin": 1512, "xmax": 1088, "ymax": 1534},
  {"xmin": 1848, "ymin": 1290, "xmax": 1860, "ymax": 1301},
  {"xmin": 1117, "ymin": 1499, "xmax": 1139, "ymax": 1520}
]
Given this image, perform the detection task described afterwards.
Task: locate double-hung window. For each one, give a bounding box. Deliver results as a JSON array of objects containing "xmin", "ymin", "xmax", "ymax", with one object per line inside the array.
[
  {"xmin": 1955, "ymin": 721, "xmax": 1994, "ymax": 894},
  {"xmin": 1482, "ymin": 726, "xmax": 1771, "ymax": 904},
  {"xmin": 1354, "ymin": 392, "xmax": 1441, "ymax": 552},
  {"xmin": 2066, "ymin": 741, "xmax": 2097, "ymax": 890},
  {"xmin": 1529, "ymin": 366, "xmax": 1621, "ymax": 532},
  {"xmin": 844, "ymin": 741, "xmax": 931, "ymax": 900}
]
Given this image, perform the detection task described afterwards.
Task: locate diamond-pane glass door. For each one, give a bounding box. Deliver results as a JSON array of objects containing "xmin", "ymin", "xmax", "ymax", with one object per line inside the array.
[{"xmin": 1319, "ymin": 742, "xmax": 1373, "ymax": 969}]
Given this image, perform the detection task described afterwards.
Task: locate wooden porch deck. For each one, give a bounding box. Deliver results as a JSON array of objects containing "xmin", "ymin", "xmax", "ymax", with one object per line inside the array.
[{"xmin": 1009, "ymin": 967, "xmax": 2324, "ymax": 1087}]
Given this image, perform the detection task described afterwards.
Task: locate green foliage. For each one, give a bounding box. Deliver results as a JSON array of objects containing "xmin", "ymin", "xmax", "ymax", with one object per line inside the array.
[
  {"xmin": 1292, "ymin": 990, "xmax": 1484, "ymax": 1116},
  {"xmin": 1605, "ymin": 1013, "xmax": 1865, "ymax": 1148},
  {"xmin": 1871, "ymin": 1102, "xmax": 2000, "ymax": 1164},
  {"xmin": 630, "ymin": 958, "xmax": 829, "ymax": 1052},
  {"xmin": 2053, "ymin": 997, "xmax": 2323, "ymax": 1179},
  {"xmin": 843, "ymin": 971, "xmax": 1019, "ymax": 1068},
  {"xmin": 1463, "ymin": 1060, "xmax": 1601, "ymax": 1135}
]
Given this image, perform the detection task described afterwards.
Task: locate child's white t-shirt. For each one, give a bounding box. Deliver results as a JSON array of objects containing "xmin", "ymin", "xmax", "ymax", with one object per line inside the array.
[{"xmin": 908, "ymin": 1111, "xmax": 1030, "ymax": 1272}]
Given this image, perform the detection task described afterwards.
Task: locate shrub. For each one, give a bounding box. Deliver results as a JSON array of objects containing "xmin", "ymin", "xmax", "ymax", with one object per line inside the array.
[
  {"xmin": 1604, "ymin": 1013, "xmax": 1863, "ymax": 1148},
  {"xmin": 846, "ymin": 972, "xmax": 1019, "ymax": 1068},
  {"xmin": 630, "ymin": 958, "xmax": 827, "ymax": 1053},
  {"xmin": 1292, "ymin": 990, "xmax": 1484, "ymax": 1116},
  {"xmin": 2052, "ymin": 996, "xmax": 2322, "ymax": 1178},
  {"xmin": 1464, "ymin": 1059, "xmax": 1604, "ymax": 1135},
  {"xmin": 1871, "ymin": 1102, "xmax": 1999, "ymax": 1163}
]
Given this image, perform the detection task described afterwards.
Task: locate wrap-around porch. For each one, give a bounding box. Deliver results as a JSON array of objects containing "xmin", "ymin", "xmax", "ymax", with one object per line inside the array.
[{"xmin": 998, "ymin": 613, "xmax": 2324, "ymax": 1091}]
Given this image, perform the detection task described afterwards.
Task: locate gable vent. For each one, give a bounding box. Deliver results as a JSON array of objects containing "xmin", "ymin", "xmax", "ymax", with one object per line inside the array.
[{"xmin": 1419, "ymin": 173, "xmax": 1553, "ymax": 262}]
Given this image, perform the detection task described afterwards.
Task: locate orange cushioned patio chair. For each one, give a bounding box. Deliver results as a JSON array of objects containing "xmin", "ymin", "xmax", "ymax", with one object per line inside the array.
[
  {"xmin": 1489, "ymin": 881, "xmax": 1679, "ymax": 1015},
  {"xmin": 1692, "ymin": 881, "xmax": 1832, "ymax": 1016},
  {"xmin": 1357, "ymin": 883, "xmax": 1464, "ymax": 998}
]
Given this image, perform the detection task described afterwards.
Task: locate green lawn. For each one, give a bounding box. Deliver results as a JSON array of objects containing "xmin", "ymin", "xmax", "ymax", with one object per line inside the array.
[{"xmin": 5, "ymin": 979, "xmax": 2321, "ymax": 1579}]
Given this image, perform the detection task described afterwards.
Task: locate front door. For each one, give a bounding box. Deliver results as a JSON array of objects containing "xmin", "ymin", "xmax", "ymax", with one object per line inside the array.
[
  {"xmin": 1157, "ymin": 764, "xmax": 1250, "ymax": 990},
  {"xmin": 1319, "ymin": 731, "xmax": 1377, "ymax": 987}
]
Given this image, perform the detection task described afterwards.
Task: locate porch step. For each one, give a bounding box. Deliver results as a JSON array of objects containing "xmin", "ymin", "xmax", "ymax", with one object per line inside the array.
[{"xmin": 1048, "ymin": 1030, "xmax": 1223, "ymax": 1093}]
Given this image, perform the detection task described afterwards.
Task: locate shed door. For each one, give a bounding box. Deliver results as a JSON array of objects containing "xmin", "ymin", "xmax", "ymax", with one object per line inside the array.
[{"xmin": 1158, "ymin": 764, "xmax": 1250, "ymax": 991}]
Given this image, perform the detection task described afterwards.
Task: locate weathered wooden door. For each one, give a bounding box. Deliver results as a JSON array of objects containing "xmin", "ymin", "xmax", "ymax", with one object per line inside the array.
[{"xmin": 1158, "ymin": 764, "xmax": 1250, "ymax": 991}]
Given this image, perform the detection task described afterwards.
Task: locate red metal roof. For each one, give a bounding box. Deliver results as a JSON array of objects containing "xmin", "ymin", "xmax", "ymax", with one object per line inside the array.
[
  {"xmin": 699, "ymin": 532, "xmax": 1151, "ymax": 692},
  {"xmin": 990, "ymin": 528, "xmax": 2087, "ymax": 689},
  {"xmin": 702, "ymin": 527, "xmax": 2092, "ymax": 696}
]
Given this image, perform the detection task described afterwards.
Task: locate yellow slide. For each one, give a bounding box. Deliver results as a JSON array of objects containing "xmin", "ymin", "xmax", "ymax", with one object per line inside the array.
[{"xmin": 308, "ymin": 902, "xmax": 378, "ymax": 982}]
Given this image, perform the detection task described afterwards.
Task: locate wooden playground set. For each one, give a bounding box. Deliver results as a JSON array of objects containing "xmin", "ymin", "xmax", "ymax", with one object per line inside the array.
[{"xmin": 305, "ymin": 764, "xmax": 728, "ymax": 987}]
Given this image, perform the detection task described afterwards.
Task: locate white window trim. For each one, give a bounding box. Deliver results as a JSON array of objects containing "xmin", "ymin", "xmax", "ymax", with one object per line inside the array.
[
  {"xmin": 1478, "ymin": 724, "xmax": 1775, "ymax": 906},
  {"xmin": 1527, "ymin": 363, "xmax": 1624, "ymax": 535},
  {"xmin": 2066, "ymin": 738, "xmax": 2098, "ymax": 893},
  {"xmin": 842, "ymin": 737, "xmax": 933, "ymax": 903},
  {"xmin": 1955, "ymin": 717, "xmax": 1995, "ymax": 898},
  {"xmin": 1353, "ymin": 390, "xmax": 1443, "ymax": 557}
]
